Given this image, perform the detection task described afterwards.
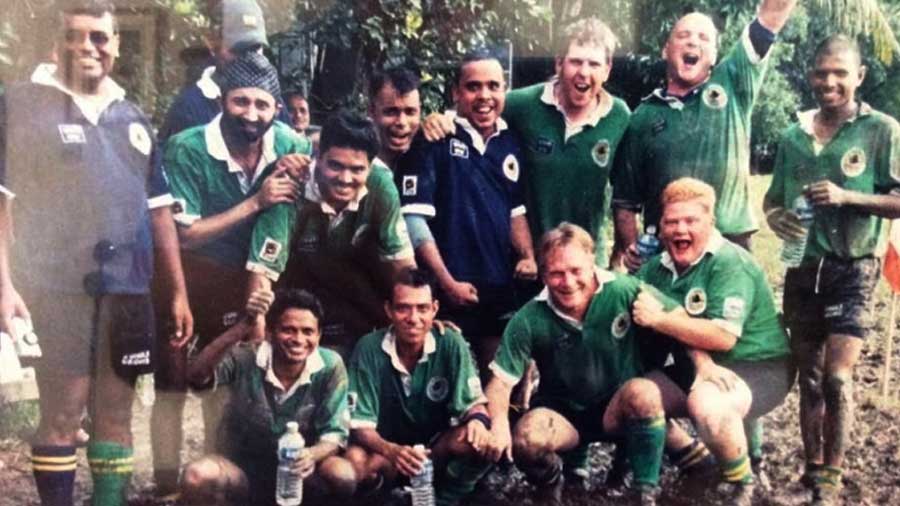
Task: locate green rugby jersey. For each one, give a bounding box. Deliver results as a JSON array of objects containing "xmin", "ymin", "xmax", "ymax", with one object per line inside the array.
[
  {"xmin": 764, "ymin": 104, "xmax": 900, "ymax": 260},
  {"xmin": 166, "ymin": 117, "xmax": 310, "ymax": 276},
  {"xmin": 613, "ymin": 26, "xmax": 766, "ymax": 235},
  {"xmin": 504, "ymin": 82, "xmax": 631, "ymax": 265},
  {"xmin": 490, "ymin": 269, "xmax": 675, "ymax": 413},
  {"xmin": 637, "ymin": 232, "xmax": 790, "ymax": 364},
  {"xmin": 348, "ymin": 327, "xmax": 485, "ymax": 444}
]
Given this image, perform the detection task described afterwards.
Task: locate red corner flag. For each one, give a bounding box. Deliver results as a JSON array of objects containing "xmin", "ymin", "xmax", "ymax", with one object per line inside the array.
[{"xmin": 884, "ymin": 220, "xmax": 900, "ymax": 293}]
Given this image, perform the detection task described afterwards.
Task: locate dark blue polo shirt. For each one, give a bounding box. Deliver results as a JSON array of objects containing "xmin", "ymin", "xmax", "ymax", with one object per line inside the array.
[{"xmin": 397, "ymin": 118, "xmax": 526, "ymax": 288}]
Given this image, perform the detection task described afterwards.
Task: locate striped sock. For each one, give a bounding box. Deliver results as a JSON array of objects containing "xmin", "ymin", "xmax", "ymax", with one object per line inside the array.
[
  {"xmin": 87, "ymin": 442, "xmax": 133, "ymax": 506},
  {"xmin": 815, "ymin": 465, "xmax": 842, "ymax": 489},
  {"xmin": 669, "ymin": 439, "xmax": 713, "ymax": 472},
  {"xmin": 721, "ymin": 454, "xmax": 753, "ymax": 484},
  {"xmin": 32, "ymin": 445, "xmax": 77, "ymax": 506}
]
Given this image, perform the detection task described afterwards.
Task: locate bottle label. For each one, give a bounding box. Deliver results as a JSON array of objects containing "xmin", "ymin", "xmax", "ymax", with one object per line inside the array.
[{"xmin": 280, "ymin": 448, "xmax": 301, "ymax": 460}]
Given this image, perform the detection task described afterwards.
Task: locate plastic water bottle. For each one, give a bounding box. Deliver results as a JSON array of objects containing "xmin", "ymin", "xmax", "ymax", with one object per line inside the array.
[
  {"xmin": 409, "ymin": 444, "xmax": 435, "ymax": 506},
  {"xmin": 781, "ymin": 195, "xmax": 815, "ymax": 268},
  {"xmin": 276, "ymin": 422, "xmax": 305, "ymax": 506},
  {"xmin": 636, "ymin": 225, "xmax": 661, "ymax": 262}
]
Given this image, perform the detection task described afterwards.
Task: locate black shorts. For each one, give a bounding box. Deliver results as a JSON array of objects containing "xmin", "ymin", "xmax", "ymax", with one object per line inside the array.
[
  {"xmin": 784, "ymin": 256, "xmax": 879, "ymax": 340},
  {"xmin": 23, "ymin": 288, "xmax": 155, "ymax": 379},
  {"xmin": 437, "ymin": 283, "xmax": 519, "ymax": 338},
  {"xmin": 528, "ymin": 398, "xmax": 615, "ymax": 444}
]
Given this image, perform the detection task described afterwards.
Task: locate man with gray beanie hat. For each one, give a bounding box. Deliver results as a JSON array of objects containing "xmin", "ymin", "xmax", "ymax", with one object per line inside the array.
[{"xmin": 150, "ymin": 51, "xmax": 312, "ymax": 497}]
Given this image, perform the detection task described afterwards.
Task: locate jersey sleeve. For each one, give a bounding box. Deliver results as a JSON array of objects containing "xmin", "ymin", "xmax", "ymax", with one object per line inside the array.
[
  {"xmin": 348, "ymin": 343, "xmax": 381, "ymax": 430},
  {"xmin": 703, "ymin": 260, "xmax": 756, "ymax": 337},
  {"xmin": 876, "ymin": 118, "xmax": 900, "ymax": 194},
  {"xmin": 211, "ymin": 347, "xmax": 241, "ymax": 390},
  {"xmin": 610, "ymin": 123, "xmax": 645, "ymax": 212},
  {"xmin": 763, "ymin": 132, "xmax": 789, "ymax": 208},
  {"xmin": 370, "ymin": 168, "xmax": 414, "ymax": 261},
  {"xmin": 447, "ymin": 333, "xmax": 487, "ymax": 418},
  {"xmin": 163, "ymin": 134, "xmax": 206, "ymax": 226},
  {"xmin": 720, "ymin": 24, "xmax": 768, "ymax": 113},
  {"xmin": 509, "ymin": 140, "xmax": 527, "ymax": 217},
  {"xmin": 314, "ymin": 356, "xmax": 351, "ymax": 446},
  {"xmin": 146, "ymin": 128, "xmax": 175, "ymax": 209},
  {"xmin": 488, "ymin": 311, "xmax": 534, "ymax": 386},
  {"xmin": 396, "ymin": 136, "xmax": 438, "ymax": 218}
]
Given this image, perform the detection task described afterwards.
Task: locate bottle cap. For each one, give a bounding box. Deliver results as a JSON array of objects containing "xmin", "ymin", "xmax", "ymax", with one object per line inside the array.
[
  {"xmin": 286, "ymin": 421, "xmax": 299, "ymax": 433},
  {"xmin": 413, "ymin": 444, "xmax": 425, "ymax": 452}
]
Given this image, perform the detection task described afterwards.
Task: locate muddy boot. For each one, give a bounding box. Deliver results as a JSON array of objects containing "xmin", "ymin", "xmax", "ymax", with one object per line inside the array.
[
  {"xmin": 712, "ymin": 481, "xmax": 754, "ymax": 506},
  {"xmin": 629, "ymin": 485, "xmax": 659, "ymax": 506},
  {"xmin": 811, "ymin": 483, "xmax": 841, "ymax": 506}
]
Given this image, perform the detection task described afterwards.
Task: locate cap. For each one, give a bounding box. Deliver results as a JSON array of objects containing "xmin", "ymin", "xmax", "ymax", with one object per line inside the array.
[{"xmin": 218, "ymin": 0, "xmax": 268, "ymax": 53}]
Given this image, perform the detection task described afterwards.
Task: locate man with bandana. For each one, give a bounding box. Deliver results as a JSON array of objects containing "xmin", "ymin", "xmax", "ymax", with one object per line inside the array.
[
  {"xmin": 0, "ymin": 1, "xmax": 191, "ymax": 504},
  {"xmin": 151, "ymin": 51, "xmax": 311, "ymax": 494},
  {"xmin": 764, "ymin": 35, "xmax": 900, "ymax": 505}
]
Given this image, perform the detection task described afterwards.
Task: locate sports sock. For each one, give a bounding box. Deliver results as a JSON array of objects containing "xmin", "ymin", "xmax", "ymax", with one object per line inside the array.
[
  {"xmin": 87, "ymin": 441, "xmax": 133, "ymax": 506},
  {"xmin": 435, "ymin": 456, "xmax": 493, "ymax": 506},
  {"xmin": 32, "ymin": 445, "xmax": 77, "ymax": 506},
  {"xmin": 745, "ymin": 419, "xmax": 763, "ymax": 462},
  {"xmin": 721, "ymin": 454, "xmax": 753, "ymax": 484},
  {"xmin": 625, "ymin": 416, "xmax": 666, "ymax": 488},
  {"xmin": 668, "ymin": 439, "xmax": 714, "ymax": 473}
]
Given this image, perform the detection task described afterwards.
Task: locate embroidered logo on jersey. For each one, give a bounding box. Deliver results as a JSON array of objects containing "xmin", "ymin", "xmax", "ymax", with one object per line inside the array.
[
  {"xmin": 171, "ymin": 198, "xmax": 187, "ymax": 216},
  {"xmin": 503, "ymin": 154, "xmax": 520, "ymax": 182},
  {"xmin": 426, "ymin": 377, "xmax": 450, "ymax": 402},
  {"xmin": 129, "ymin": 122, "xmax": 152, "ymax": 156},
  {"xmin": 555, "ymin": 332, "xmax": 575, "ymax": 351},
  {"xmin": 58, "ymin": 124, "xmax": 86, "ymax": 144},
  {"xmin": 592, "ymin": 139, "xmax": 611, "ymax": 167},
  {"xmin": 450, "ymin": 138, "xmax": 469, "ymax": 158},
  {"xmin": 611, "ymin": 312, "xmax": 631, "ymax": 339},
  {"xmin": 258, "ymin": 237, "xmax": 282, "ymax": 262},
  {"xmin": 534, "ymin": 137, "xmax": 554, "ymax": 155},
  {"xmin": 222, "ymin": 311, "xmax": 239, "ymax": 327},
  {"xmin": 841, "ymin": 147, "xmax": 867, "ymax": 177},
  {"xmin": 722, "ymin": 296, "xmax": 745, "ymax": 322},
  {"xmin": 685, "ymin": 287, "xmax": 707, "ymax": 315},
  {"xmin": 296, "ymin": 231, "xmax": 319, "ymax": 253},
  {"xmin": 702, "ymin": 84, "xmax": 728, "ymax": 110},
  {"xmin": 403, "ymin": 175, "xmax": 418, "ymax": 196}
]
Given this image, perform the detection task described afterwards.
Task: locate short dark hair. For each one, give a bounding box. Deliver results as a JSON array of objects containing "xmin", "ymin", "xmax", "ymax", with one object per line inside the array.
[
  {"xmin": 56, "ymin": 0, "xmax": 118, "ymax": 31},
  {"xmin": 266, "ymin": 289, "xmax": 324, "ymax": 329},
  {"xmin": 390, "ymin": 268, "xmax": 436, "ymax": 303},
  {"xmin": 369, "ymin": 68, "xmax": 420, "ymax": 99},
  {"xmin": 455, "ymin": 48, "xmax": 501, "ymax": 85},
  {"xmin": 814, "ymin": 34, "xmax": 862, "ymax": 66},
  {"xmin": 319, "ymin": 110, "xmax": 380, "ymax": 161},
  {"xmin": 284, "ymin": 90, "xmax": 307, "ymax": 102}
]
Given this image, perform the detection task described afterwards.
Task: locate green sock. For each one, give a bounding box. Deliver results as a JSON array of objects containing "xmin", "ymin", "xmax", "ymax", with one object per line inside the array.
[
  {"xmin": 87, "ymin": 442, "xmax": 133, "ymax": 506},
  {"xmin": 815, "ymin": 465, "xmax": 842, "ymax": 489},
  {"xmin": 721, "ymin": 454, "xmax": 753, "ymax": 484},
  {"xmin": 435, "ymin": 456, "xmax": 493, "ymax": 506},
  {"xmin": 561, "ymin": 442, "xmax": 590, "ymax": 476},
  {"xmin": 625, "ymin": 416, "xmax": 666, "ymax": 488},
  {"xmin": 745, "ymin": 419, "xmax": 763, "ymax": 461}
]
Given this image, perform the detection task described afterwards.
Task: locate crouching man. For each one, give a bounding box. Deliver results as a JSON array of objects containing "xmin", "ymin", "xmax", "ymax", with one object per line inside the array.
[
  {"xmin": 180, "ymin": 289, "xmax": 355, "ymax": 505},
  {"xmin": 345, "ymin": 268, "xmax": 493, "ymax": 506},
  {"xmin": 484, "ymin": 223, "xmax": 675, "ymax": 505}
]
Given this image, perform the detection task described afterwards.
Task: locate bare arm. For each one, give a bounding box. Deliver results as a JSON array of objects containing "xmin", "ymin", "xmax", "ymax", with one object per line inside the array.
[
  {"xmin": 757, "ymin": 0, "xmax": 798, "ymax": 33},
  {"xmin": 351, "ymin": 428, "xmax": 426, "ymax": 477},
  {"xmin": 611, "ymin": 207, "xmax": 641, "ymax": 272},
  {"xmin": 484, "ymin": 375, "xmax": 515, "ymax": 462},
  {"xmin": 186, "ymin": 320, "xmax": 254, "ymax": 386},
  {"xmin": 510, "ymin": 214, "xmax": 537, "ymax": 279},
  {"xmin": 806, "ymin": 181, "xmax": 900, "ymax": 219},
  {"xmin": 416, "ymin": 240, "xmax": 478, "ymax": 305},
  {"xmin": 0, "ymin": 198, "xmax": 30, "ymax": 335},
  {"xmin": 151, "ymin": 206, "xmax": 194, "ymax": 346}
]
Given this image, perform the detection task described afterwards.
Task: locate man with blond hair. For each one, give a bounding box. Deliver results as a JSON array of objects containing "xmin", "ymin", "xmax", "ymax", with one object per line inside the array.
[{"xmin": 634, "ymin": 178, "xmax": 794, "ymax": 505}]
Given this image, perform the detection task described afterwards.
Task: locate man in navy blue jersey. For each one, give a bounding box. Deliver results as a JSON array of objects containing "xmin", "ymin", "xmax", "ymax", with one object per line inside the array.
[{"xmin": 396, "ymin": 50, "xmax": 537, "ymax": 376}]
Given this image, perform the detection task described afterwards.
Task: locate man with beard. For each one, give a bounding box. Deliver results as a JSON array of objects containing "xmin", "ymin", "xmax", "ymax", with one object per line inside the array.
[
  {"xmin": 612, "ymin": 0, "xmax": 798, "ymax": 262},
  {"xmin": 764, "ymin": 36, "xmax": 900, "ymax": 505},
  {"xmin": 0, "ymin": 1, "xmax": 191, "ymax": 504},
  {"xmin": 152, "ymin": 51, "xmax": 311, "ymax": 494},
  {"xmin": 368, "ymin": 67, "xmax": 421, "ymax": 171},
  {"xmin": 180, "ymin": 289, "xmax": 356, "ymax": 506},
  {"xmin": 396, "ymin": 51, "xmax": 537, "ymax": 378}
]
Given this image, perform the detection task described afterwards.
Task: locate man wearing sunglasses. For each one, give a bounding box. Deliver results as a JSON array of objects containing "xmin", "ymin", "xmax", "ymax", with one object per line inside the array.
[{"xmin": 0, "ymin": 1, "xmax": 192, "ymax": 505}]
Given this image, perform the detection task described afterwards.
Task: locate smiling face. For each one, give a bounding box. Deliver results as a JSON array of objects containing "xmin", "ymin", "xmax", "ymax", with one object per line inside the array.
[
  {"xmin": 385, "ymin": 282, "xmax": 438, "ymax": 349},
  {"xmin": 542, "ymin": 243, "xmax": 598, "ymax": 322},
  {"xmin": 452, "ymin": 58, "xmax": 506, "ymax": 139},
  {"xmin": 555, "ymin": 41, "xmax": 610, "ymax": 115},
  {"xmin": 663, "ymin": 13, "xmax": 718, "ymax": 95},
  {"xmin": 369, "ymin": 83, "xmax": 421, "ymax": 158},
  {"xmin": 269, "ymin": 308, "xmax": 321, "ymax": 366},
  {"xmin": 660, "ymin": 198, "xmax": 714, "ymax": 272},
  {"xmin": 59, "ymin": 12, "xmax": 119, "ymax": 94},
  {"xmin": 287, "ymin": 95, "xmax": 310, "ymax": 132},
  {"xmin": 810, "ymin": 49, "xmax": 865, "ymax": 115},
  {"xmin": 316, "ymin": 146, "xmax": 371, "ymax": 211},
  {"xmin": 221, "ymin": 87, "xmax": 278, "ymax": 145}
]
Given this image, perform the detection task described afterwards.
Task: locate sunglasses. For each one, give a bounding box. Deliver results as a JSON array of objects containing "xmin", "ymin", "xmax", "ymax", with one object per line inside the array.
[{"xmin": 64, "ymin": 29, "xmax": 115, "ymax": 47}]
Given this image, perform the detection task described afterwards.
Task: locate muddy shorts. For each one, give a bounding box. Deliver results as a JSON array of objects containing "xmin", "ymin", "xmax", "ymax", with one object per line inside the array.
[
  {"xmin": 526, "ymin": 397, "xmax": 615, "ymax": 444},
  {"xmin": 723, "ymin": 357, "xmax": 796, "ymax": 419},
  {"xmin": 783, "ymin": 256, "xmax": 879, "ymax": 340}
]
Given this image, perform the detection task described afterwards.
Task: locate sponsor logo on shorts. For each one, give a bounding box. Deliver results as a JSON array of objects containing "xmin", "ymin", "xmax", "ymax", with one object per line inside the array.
[
  {"xmin": 685, "ymin": 287, "xmax": 707, "ymax": 315},
  {"xmin": 611, "ymin": 311, "xmax": 631, "ymax": 339},
  {"xmin": 841, "ymin": 147, "xmax": 867, "ymax": 177},
  {"xmin": 723, "ymin": 296, "xmax": 745, "ymax": 322},
  {"xmin": 58, "ymin": 124, "xmax": 86, "ymax": 144},
  {"xmin": 121, "ymin": 350, "xmax": 150, "ymax": 366},
  {"xmin": 450, "ymin": 138, "xmax": 469, "ymax": 158},
  {"xmin": 824, "ymin": 304, "xmax": 844, "ymax": 319},
  {"xmin": 592, "ymin": 139, "xmax": 611, "ymax": 167},
  {"xmin": 503, "ymin": 154, "xmax": 520, "ymax": 182},
  {"xmin": 403, "ymin": 175, "xmax": 418, "ymax": 196},
  {"xmin": 222, "ymin": 311, "xmax": 239, "ymax": 327},
  {"xmin": 426, "ymin": 376, "xmax": 450, "ymax": 402},
  {"xmin": 259, "ymin": 237, "xmax": 282, "ymax": 262},
  {"xmin": 702, "ymin": 84, "xmax": 728, "ymax": 110},
  {"xmin": 129, "ymin": 122, "xmax": 152, "ymax": 156}
]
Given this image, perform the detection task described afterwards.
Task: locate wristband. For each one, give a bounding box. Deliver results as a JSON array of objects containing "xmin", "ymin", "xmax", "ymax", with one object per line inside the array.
[{"xmin": 462, "ymin": 412, "xmax": 492, "ymax": 430}]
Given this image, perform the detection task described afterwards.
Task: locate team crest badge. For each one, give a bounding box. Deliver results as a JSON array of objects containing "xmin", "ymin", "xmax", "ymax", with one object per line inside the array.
[
  {"xmin": 611, "ymin": 312, "xmax": 631, "ymax": 339},
  {"xmin": 592, "ymin": 139, "xmax": 611, "ymax": 167},
  {"xmin": 502, "ymin": 154, "xmax": 520, "ymax": 182},
  {"xmin": 450, "ymin": 138, "xmax": 469, "ymax": 158},
  {"xmin": 685, "ymin": 288, "xmax": 707, "ymax": 315},
  {"xmin": 129, "ymin": 122, "xmax": 152, "ymax": 156},
  {"xmin": 403, "ymin": 175, "xmax": 418, "ymax": 196},
  {"xmin": 172, "ymin": 198, "xmax": 186, "ymax": 216},
  {"xmin": 723, "ymin": 296, "xmax": 745, "ymax": 323},
  {"xmin": 258, "ymin": 237, "xmax": 282, "ymax": 262},
  {"xmin": 702, "ymin": 84, "xmax": 728, "ymax": 110},
  {"xmin": 841, "ymin": 147, "xmax": 867, "ymax": 177},
  {"xmin": 426, "ymin": 377, "xmax": 450, "ymax": 402},
  {"xmin": 58, "ymin": 124, "xmax": 86, "ymax": 144}
]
